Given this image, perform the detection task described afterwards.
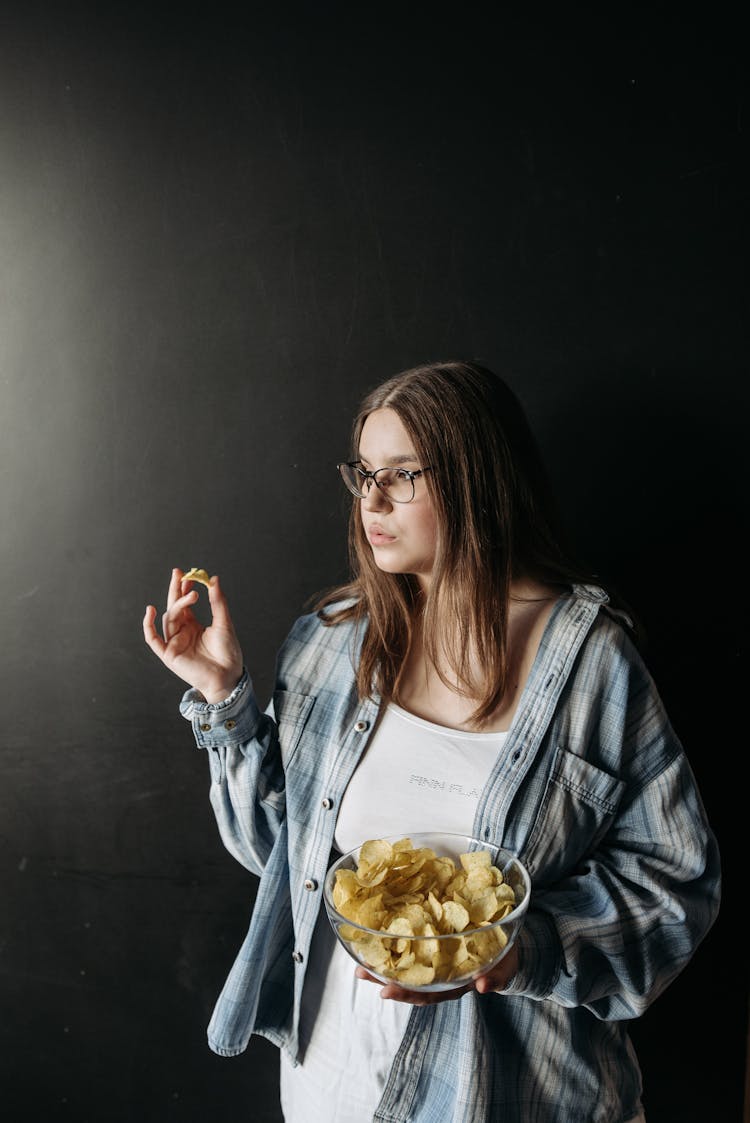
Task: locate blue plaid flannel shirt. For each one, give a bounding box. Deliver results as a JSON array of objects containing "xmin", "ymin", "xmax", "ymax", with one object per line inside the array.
[{"xmin": 180, "ymin": 584, "xmax": 720, "ymax": 1123}]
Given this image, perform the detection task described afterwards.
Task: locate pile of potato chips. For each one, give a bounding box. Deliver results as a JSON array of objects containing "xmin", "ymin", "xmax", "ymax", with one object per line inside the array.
[{"xmin": 331, "ymin": 836, "xmax": 519, "ymax": 987}]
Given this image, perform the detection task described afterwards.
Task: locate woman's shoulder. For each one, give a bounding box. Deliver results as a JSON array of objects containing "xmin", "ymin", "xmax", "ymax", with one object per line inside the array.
[
  {"xmin": 281, "ymin": 597, "xmax": 366, "ymax": 659},
  {"xmin": 532, "ymin": 583, "xmax": 644, "ymax": 687},
  {"xmin": 271, "ymin": 599, "xmax": 366, "ymax": 696},
  {"xmin": 559, "ymin": 584, "xmax": 652, "ymax": 690},
  {"xmin": 294, "ymin": 595, "xmax": 362, "ymax": 631},
  {"xmin": 570, "ymin": 580, "xmax": 643, "ymax": 643}
]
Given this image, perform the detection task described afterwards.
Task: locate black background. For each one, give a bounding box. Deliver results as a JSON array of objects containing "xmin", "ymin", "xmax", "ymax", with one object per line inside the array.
[{"xmin": 1, "ymin": 6, "xmax": 746, "ymax": 1121}]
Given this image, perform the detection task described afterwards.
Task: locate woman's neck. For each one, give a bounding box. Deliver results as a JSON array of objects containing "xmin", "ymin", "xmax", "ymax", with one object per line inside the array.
[{"xmin": 394, "ymin": 578, "xmax": 560, "ymax": 733}]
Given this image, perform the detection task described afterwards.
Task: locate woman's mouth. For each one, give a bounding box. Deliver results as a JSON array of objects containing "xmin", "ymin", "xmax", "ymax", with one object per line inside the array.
[{"xmin": 367, "ymin": 524, "xmax": 396, "ymax": 547}]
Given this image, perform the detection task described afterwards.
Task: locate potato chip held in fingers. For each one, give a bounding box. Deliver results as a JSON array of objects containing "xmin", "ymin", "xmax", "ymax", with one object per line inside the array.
[{"xmin": 183, "ymin": 567, "xmax": 211, "ymax": 587}]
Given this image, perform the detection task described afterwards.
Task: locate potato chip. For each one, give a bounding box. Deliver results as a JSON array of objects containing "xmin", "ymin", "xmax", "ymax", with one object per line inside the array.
[
  {"xmin": 183, "ymin": 567, "xmax": 211, "ymax": 587},
  {"xmin": 440, "ymin": 899, "xmax": 470, "ymax": 933},
  {"xmin": 467, "ymin": 890, "xmax": 500, "ymax": 926},
  {"xmin": 357, "ymin": 935, "xmax": 393, "ymax": 968},
  {"xmin": 386, "ymin": 916, "xmax": 415, "ymax": 939},
  {"xmin": 395, "ymin": 950, "xmax": 416, "ymax": 970},
  {"xmin": 355, "ymin": 894, "xmax": 388, "ymax": 930},
  {"xmin": 460, "ymin": 849, "xmax": 491, "ymax": 872},
  {"xmin": 332, "ymin": 868, "xmax": 361, "ymax": 909},
  {"xmin": 425, "ymin": 891, "xmax": 443, "ymax": 924},
  {"xmin": 467, "ymin": 926, "xmax": 507, "ymax": 960},
  {"xmin": 395, "ymin": 903, "xmax": 430, "ymax": 932},
  {"xmin": 415, "ymin": 931, "xmax": 439, "ymax": 963},
  {"xmin": 495, "ymin": 883, "xmax": 517, "ymax": 905},
  {"xmin": 396, "ymin": 962, "xmax": 436, "ymax": 986}
]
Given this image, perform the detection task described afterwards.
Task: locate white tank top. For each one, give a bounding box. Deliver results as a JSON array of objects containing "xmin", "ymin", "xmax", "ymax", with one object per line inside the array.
[
  {"xmin": 334, "ymin": 701, "xmax": 509, "ymax": 853},
  {"xmin": 280, "ymin": 704, "xmax": 509, "ymax": 1123}
]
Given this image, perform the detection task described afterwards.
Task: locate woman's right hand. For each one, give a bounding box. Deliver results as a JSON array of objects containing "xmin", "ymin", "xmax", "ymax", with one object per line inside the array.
[{"xmin": 142, "ymin": 568, "xmax": 244, "ymax": 704}]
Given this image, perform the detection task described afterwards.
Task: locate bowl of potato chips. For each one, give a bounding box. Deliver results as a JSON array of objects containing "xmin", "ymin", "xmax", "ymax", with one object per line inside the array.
[{"xmin": 323, "ymin": 832, "xmax": 531, "ymax": 992}]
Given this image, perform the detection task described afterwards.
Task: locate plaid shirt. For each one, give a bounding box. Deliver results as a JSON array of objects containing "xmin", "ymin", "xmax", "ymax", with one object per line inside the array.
[{"xmin": 180, "ymin": 584, "xmax": 720, "ymax": 1123}]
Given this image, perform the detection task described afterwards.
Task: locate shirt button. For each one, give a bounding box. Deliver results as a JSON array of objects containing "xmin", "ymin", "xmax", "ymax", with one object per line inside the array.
[
  {"xmin": 292, "ymin": 950, "xmax": 304, "ymax": 964},
  {"xmin": 354, "ymin": 720, "xmax": 369, "ymax": 732},
  {"xmin": 304, "ymin": 878, "xmax": 318, "ymax": 891},
  {"xmin": 199, "ymin": 723, "xmax": 211, "ymax": 732},
  {"xmin": 224, "ymin": 719, "xmax": 236, "ymax": 730},
  {"xmin": 321, "ymin": 797, "xmax": 333, "ymax": 810}
]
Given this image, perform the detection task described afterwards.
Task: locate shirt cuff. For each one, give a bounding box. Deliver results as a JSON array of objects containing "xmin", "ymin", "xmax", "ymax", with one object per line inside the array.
[
  {"xmin": 501, "ymin": 909, "xmax": 561, "ymax": 1000},
  {"xmin": 179, "ymin": 670, "xmax": 263, "ymax": 748}
]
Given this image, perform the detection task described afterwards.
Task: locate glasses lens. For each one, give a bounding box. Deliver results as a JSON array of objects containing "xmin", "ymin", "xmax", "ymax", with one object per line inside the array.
[
  {"xmin": 375, "ymin": 468, "xmax": 414, "ymax": 503},
  {"xmin": 338, "ymin": 462, "xmax": 367, "ymax": 497}
]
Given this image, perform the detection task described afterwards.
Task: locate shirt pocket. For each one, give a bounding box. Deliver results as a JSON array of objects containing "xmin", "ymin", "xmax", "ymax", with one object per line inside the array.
[
  {"xmin": 521, "ymin": 745, "xmax": 625, "ymax": 885},
  {"xmin": 273, "ymin": 689, "xmax": 316, "ymax": 770}
]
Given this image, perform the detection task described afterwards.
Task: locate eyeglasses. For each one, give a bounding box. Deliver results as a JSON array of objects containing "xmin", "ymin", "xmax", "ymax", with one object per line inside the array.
[{"xmin": 337, "ymin": 461, "xmax": 433, "ymax": 504}]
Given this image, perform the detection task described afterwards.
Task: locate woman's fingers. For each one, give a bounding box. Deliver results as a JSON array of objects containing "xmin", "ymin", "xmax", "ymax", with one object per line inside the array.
[
  {"xmin": 380, "ymin": 980, "xmax": 471, "ymax": 1005},
  {"xmin": 167, "ymin": 566, "xmax": 186, "ymax": 609},
  {"xmin": 148, "ymin": 571, "xmax": 207, "ymax": 640},
  {"xmin": 206, "ymin": 575, "xmax": 234, "ymax": 631},
  {"xmin": 144, "ymin": 570, "xmax": 240, "ymax": 684},
  {"xmin": 142, "ymin": 599, "xmax": 189, "ymax": 660},
  {"xmin": 162, "ymin": 587, "xmax": 198, "ymax": 636},
  {"xmin": 142, "ymin": 604, "xmax": 167, "ymax": 658},
  {"xmin": 167, "ymin": 569, "xmax": 230, "ymax": 634},
  {"xmin": 353, "ymin": 966, "xmax": 471, "ymax": 1006}
]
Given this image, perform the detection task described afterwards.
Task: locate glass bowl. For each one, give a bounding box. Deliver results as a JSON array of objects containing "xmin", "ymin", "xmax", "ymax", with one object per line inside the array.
[{"xmin": 323, "ymin": 831, "xmax": 531, "ymax": 992}]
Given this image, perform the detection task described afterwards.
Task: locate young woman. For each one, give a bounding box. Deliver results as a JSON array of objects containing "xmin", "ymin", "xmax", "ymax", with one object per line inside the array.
[{"xmin": 143, "ymin": 360, "xmax": 720, "ymax": 1123}]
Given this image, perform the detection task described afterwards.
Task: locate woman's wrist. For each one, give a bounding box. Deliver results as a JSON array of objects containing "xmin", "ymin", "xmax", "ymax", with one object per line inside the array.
[{"xmin": 201, "ymin": 671, "xmax": 244, "ymax": 705}]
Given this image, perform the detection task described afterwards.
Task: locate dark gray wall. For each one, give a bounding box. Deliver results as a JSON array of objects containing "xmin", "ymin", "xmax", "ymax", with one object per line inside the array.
[{"xmin": 1, "ymin": 8, "xmax": 746, "ymax": 1122}]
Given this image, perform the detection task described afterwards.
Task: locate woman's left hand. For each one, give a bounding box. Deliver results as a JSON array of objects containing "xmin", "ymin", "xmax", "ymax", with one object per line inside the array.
[{"xmin": 354, "ymin": 944, "xmax": 519, "ymax": 1006}]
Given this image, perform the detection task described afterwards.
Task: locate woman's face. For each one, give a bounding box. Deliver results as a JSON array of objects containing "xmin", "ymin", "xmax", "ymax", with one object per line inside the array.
[{"xmin": 357, "ymin": 408, "xmax": 438, "ymax": 589}]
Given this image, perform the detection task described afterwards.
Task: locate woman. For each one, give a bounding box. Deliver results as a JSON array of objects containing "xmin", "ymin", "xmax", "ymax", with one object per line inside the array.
[{"xmin": 143, "ymin": 360, "xmax": 720, "ymax": 1122}]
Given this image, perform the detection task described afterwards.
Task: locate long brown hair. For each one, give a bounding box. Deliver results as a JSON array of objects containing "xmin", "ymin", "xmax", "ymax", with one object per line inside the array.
[{"xmin": 317, "ymin": 360, "xmax": 598, "ymax": 724}]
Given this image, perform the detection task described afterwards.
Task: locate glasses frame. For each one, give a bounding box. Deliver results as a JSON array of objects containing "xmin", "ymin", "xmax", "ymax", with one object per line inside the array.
[{"xmin": 337, "ymin": 461, "xmax": 433, "ymax": 504}]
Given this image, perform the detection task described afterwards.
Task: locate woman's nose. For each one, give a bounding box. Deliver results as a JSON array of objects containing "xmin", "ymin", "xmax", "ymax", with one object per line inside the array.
[{"xmin": 361, "ymin": 482, "xmax": 392, "ymax": 512}]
